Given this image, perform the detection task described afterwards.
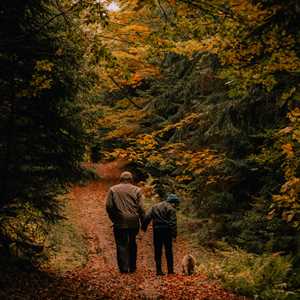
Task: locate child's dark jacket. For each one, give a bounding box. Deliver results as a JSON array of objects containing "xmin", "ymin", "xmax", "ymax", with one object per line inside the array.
[{"xmin": 142, "ymin": 201, "xmax": 177, "ymax": 238}]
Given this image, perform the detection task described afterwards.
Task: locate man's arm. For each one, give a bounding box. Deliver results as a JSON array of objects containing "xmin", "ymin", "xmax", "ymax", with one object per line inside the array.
[
  {"xmin": 105, "ymin": 189, "xmax": 115, "ymax": 221},
  {"xmin": 137, "ymin": 188, "xmax": 146, "ymax": 223}
]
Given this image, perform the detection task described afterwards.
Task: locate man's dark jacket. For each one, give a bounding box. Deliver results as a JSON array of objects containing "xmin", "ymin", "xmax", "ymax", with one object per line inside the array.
[
  {"xmin": 142, "ymin": 201, "xmax": 177, "ymax": 238},
  {"xmin": 106, "ymin": 183, "xmax": 145, "ymax": 228}
]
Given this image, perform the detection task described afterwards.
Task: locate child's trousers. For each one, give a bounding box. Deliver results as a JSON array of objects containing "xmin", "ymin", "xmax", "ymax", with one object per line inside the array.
[{"xmin": 153, "ymin": 227, "xmax": 174, "ymax": 274}]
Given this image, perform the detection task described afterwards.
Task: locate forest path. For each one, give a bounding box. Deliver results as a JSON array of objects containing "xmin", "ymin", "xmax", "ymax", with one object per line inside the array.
[{"xmin": 63, "ymin": 161, "xmax": 244, "ymax": 300}]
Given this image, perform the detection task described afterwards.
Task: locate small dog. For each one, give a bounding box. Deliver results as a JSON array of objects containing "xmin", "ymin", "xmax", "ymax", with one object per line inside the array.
[{"xmin": 181, "ymin": 254, "xmax": 196, "ymax": 275}]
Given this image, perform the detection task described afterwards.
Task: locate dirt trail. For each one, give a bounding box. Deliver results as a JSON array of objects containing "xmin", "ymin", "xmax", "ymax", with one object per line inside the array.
[{"xmin": 63, "ymin": 161, "xmax": 244, "ymax": 300}]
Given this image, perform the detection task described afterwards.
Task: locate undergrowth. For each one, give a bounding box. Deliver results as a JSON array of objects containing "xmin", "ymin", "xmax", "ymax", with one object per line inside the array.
[
  {"xmin": 196, "ymin": 242, "xmax": 299, "ymax": 300},
  {"xmin": 141, "ymin": 178, "xmax": 300, "ymax": 299},
  {"xmin": 46, "ymin": 197, "xmax": 88, "ymax": 272}
]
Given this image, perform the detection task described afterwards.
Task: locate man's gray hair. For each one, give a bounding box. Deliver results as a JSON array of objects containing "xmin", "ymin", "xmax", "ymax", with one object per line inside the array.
[{"xmin": 120, "ymin": 171, "xmax": 133, "ymax": 182}]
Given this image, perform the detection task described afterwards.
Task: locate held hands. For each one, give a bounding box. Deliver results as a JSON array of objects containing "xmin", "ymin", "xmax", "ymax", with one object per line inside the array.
[{"xmin": 137, "ymin": 230, "xmax": 145, "ymax": 240}]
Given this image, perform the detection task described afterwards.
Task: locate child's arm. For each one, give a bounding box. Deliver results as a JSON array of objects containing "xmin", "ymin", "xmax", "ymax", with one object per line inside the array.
[
  {"xmin": 137, "ymin": 188, "xmax": 146, "ymax": 224},
  {"xmin": 169, "ymin": 208, "xmax": 177, "ymax": 239}
]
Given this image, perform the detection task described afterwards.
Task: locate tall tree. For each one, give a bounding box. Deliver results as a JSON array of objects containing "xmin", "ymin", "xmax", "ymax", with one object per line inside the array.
[{"xmin": 0, "ymin": 0, "xmax": 106, "ymax": 257}]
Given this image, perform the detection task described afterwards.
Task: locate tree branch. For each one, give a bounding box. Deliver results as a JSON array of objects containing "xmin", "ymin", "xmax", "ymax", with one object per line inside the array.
[
  {"xmin": 108, "ymin": 75, "xmax": 143, "ymax": 109},
  {"xmin": 155, "ymin": 0, "xmax": 170, "ymax": 23},
  {"xmin": 178, "ymin": 0, "xmax": 244, "ymax": 23}
]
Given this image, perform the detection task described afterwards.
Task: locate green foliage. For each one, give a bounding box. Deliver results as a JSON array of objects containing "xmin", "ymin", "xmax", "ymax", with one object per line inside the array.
[
  {"xmin": 216, "ymin": 249, "xmax": 296, "ymax": 300},
  {"xmin": 0, "ymin": 0, "xmax": 106, "ymax": 260},
  {"xmin": 0, "ymin": 203, "xmax": 46, "ymax": 265},
  {"xmin": 102, "ymin": 46, "xmax": 299, "ymax": 255},
  {"xmin": 3, "ymin": 4, "xmax": 299, "ymax": 298},
  {"xmin": 46, "ymin": 198, "xmax": 88, "ymax": 272},
  {"xmin": 66, "ymin": 0, "xmax": 300, "ymax": 296}
]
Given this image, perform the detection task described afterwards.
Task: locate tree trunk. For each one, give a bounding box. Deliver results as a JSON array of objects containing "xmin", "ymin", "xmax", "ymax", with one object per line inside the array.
[{"xmin": 1, "ymin": 88, "xmax": 16, "ymax": 208}]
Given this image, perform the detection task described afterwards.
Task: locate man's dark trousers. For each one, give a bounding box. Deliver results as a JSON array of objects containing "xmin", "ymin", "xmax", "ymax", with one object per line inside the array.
[
  {"xmin": 113, "ymin": 227, "xmax": 139, "ymax": 273},
  {"xmin": 153, "ymin": 228, "xmax": 174, "ymax": 274}
]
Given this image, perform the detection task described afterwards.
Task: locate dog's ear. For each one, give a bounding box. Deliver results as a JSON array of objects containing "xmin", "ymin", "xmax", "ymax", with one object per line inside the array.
[{"xmin": 190, "ymin": 254, "xmax": 196, "ymax": 263}]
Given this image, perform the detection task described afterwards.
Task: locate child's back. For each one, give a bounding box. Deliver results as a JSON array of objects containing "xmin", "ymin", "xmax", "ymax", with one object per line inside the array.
[
  {"xmin": 142, "ymin": 194, "xmax": 180, "ymax": 275},
  {"xmin": 148, "ymin": 201, "xmax": 177, "ymax": 233}
]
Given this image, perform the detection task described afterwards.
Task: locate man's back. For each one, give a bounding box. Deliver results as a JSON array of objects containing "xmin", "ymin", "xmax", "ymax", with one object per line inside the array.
[
  {"xmin": 106, "ymin": 182, "xmax": 144, "ymax": 228},
  {"xmin": 105, "ymin": 171, "xmax": 145, "ymax": 273}
]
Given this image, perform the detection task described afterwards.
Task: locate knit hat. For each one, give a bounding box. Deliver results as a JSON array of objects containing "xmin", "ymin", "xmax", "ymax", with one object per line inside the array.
[{"xmin": 166, "ymin": 193, "xmax": 180, "ymax": 204}]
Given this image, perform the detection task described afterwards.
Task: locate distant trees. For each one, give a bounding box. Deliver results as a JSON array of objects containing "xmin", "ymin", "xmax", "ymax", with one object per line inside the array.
[
  {"xmin": 98, "ymin": 0, "xmax": 300, "ymax": 255},
  {"xmin": 94, "ymin": 1, "xmax": 300, "ymax": 293}
]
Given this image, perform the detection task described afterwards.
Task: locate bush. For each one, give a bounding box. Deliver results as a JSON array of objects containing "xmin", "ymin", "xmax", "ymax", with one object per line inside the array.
[
  {"xmin": 213, "ymin": 249, "xmax": 296, "ymax": 300},
  {"xmin": 0, "ymin": 203, "xmax": 47, "ymax": 265}
]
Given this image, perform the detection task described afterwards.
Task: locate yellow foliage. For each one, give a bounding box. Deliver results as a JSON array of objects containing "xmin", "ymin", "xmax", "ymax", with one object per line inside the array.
[
  {"xmin": 136, "ymin": 134, "xmax": 158, "ymax": 150},
  {"xmin": 272, "ymin": 107, "xmax": 300, "ymax": 227},
  {"xmin": 17, "ymin": 60, "xmax": 54, "ymax": 98},
  {"xmin": 118, "ymin": 24, "xmax": 151, "ymax": 38},
  {"xmin": 157, "ymin": 113, "xmax": 201, "ymax": 137},
  {"xmin": 229, "ymin": 0, "xmax": 272, "ymax": 24},
  {"xmin": 35, "ymin": 60, "xmax": 54, "ymax": 72},
  {"xmin": 281, "ymin": 143, "xmax": 294, "ymax": 158},
  {"xmin": 31, "ymin": 60, "xmax": 54, "ymax": 96},
  {"xmin": 147, "ymin": 153, "xmax": 167, "ymax": 166},
  {"xmin": 102, "ymin": 108, "xmax": 147, "ymax": 140},
  {"xmin": 106, "ymin": 147, "xmax": 138, "ymax": 161},
  {"xmin": 279, "ymin": 127, "xmax": 293, "ymax": 135},
  {"xmin": 175, "ymin": 175, "xmax": 193, "ymax": 182}
]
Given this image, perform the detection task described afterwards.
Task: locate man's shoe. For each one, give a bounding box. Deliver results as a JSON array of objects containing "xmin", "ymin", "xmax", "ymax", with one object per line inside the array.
[
  {"xmin": 129, "ymin": 268, "xmax": 136, "ymax": 273},
  {"xmin": 156, "ymin": 271, "xmax": 165, "ymax": 276},
  {"xmin": 168, "ymin": 271, "xmax": 175, "ymax": 275}
]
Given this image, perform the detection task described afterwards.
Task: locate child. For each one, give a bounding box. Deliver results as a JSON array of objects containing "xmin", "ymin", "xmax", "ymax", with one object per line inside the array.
[{"xmin": 142, "ymin": 193, "xmax": 180, "ymax": 275}]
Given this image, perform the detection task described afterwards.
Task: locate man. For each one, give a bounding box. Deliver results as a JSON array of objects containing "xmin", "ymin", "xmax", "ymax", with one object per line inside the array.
[
  {"xmin": 106, "ymin": 171, "xmax": 145, "ymax": 273},
  {"xmin": 142, "ymin": 193, "xmax": 180, "ymax": 275}
]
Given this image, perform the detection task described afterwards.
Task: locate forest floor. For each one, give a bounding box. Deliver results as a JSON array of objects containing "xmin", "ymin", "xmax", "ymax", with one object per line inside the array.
[{"xmin": 0, "ymin": 161, "xmax": 247, "ymax": 300}]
